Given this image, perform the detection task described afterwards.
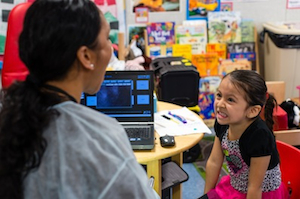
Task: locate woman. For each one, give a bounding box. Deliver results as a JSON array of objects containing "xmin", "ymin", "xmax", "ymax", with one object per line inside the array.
[{"xmin": 0, "ymin": 0, "xmax": 159, "ymax": 198}]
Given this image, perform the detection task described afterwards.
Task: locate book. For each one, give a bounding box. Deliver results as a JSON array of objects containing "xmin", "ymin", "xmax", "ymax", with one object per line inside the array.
[
  {"xmin": 208, "ymin": 11, "xmax": 242, "ymax": 43},
  {"xmin": 199, "ymin": 75, "xmax": 222, "ymax": 93},
  {"xmin": 172, "ymin": 44, "xmax": 192, "ymax": 61},
  {"xmin": 218, "ymin": 58, "xmax": 252, "ymax": 76},
  {"xmin": 199, "ymin": 92, "xmax": 215, "ymax": 120},
  {"xmin": 227, "ymin": 42, "xmax": 256, "ymax": 69},
  {"xmin": 206, "ymin": 43, "xmax": 226, "ymax": 59},
  {"xmin": 191, "ymin": 53, "xmax": 219, "ymax": 76},
  {"xmin": 227, "ymin": 42, "xmax": 255, "ymax": 53},
  {"xmin": 198, "ymin": 75, "xmax": 222, "ymax": 119},
  {"xmin": 146, "ymin": 22, "xmax": 175, "ymax": 59},
  {"xmin": 147, "ymin": 22, "xmax": 176, "ymax": 46},
  {"xmin": 228, "ymin": 52, "xmax": 256, "ymax": 61},
  {"xmin": 175, "ymin": 22, "xmax": 207, "ymax": 54},
  {"xmin": 147, "ymin": 44, "xmax": 173, "ymax": 59},
  {"xmin": 241, "ymin": 19, "xmax": 255, "ymax": 42}
]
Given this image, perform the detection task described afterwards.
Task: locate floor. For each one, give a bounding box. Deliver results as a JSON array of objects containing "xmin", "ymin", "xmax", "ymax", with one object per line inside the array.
[
  {"xmin": 182, "ymin": 163, "xmax": 205, "ymax": 199},
  {"xmin": 182, "ymin": 130, "xmax": 216, "ymax": 199}
]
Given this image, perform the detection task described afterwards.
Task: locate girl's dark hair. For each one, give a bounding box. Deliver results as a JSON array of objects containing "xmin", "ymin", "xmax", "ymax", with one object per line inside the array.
[
  {"xmin": 0, "ymin": 0, "xmax": 101, "ymax": 198},
  {"xmin": 224, "ymin": 70, "xmax": 277, "ymax": 131}
]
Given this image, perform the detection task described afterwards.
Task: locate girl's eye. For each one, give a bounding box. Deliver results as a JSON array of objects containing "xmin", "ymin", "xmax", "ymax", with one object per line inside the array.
[
  {"xmin": 215, "ymin": 93, "xmax": 221, "ymax": 98},
  {"xmin": 228, "ymin": 98, "xmax": 235, "ymax": 102}
]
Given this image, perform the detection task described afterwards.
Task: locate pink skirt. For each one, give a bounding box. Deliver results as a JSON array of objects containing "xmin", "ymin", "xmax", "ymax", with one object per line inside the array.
[{"xmin": 207, "ymin": 175, "xmax": 289, "ymax": 199}]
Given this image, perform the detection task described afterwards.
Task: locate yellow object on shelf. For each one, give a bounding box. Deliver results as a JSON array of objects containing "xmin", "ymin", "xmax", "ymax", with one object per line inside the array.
[{"xmin": 187, "ymin": 105, "xmax": 201, "ymax": 113}]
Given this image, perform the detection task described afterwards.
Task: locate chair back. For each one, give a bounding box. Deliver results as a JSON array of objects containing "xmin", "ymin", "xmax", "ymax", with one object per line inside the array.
[
  {"xmin": 2, "ymin": 2, "xmax": 31, "ymax": 88},
  {"xmin": 276, "ymin": 140, "xmax": 300, "ymax": 199}
]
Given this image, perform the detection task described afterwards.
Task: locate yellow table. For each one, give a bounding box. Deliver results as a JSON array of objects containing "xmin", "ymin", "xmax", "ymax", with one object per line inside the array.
[{"xmin": 134, "ymin": 101, "xmax": 204, "ymax": 199}]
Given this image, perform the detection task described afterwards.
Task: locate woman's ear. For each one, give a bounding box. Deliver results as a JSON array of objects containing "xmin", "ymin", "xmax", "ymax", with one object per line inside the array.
[
  {"xmin": 247, "ymin": 105, "xmax": 262, "ymax": 119},
  {"xmin": 77, "ymin": 46, "xmax": 94, "ymax": 70}
]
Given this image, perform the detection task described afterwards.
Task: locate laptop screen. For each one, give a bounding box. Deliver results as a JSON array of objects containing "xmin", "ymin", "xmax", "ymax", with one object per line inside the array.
[{"xmin": 82, "ymin": 70, "xmax": 154, "ymax": 122}]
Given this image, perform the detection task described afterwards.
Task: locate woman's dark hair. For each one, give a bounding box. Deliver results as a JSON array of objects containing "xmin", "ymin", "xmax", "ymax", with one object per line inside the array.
[
  {"xmin": 0, "ymin": 0, "xmax": 101, "ymax": 198},
  {"xmin": 224, "ymin": 70, "xmax": 277, "ymax": 131}
]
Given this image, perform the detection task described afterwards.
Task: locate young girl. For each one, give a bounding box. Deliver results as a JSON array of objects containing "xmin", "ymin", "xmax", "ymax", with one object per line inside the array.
[{"xmin": 201, "ymin": 70, "xmax": 289, "ymax": 199}]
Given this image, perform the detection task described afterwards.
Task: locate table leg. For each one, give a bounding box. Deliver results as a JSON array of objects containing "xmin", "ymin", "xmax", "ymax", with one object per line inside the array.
[
  {"xmin": 146, "ymin": 159, "xmax": 162, "ymax": 197},
  {"xmin": 171, "ymin": 152, "xmax": 183, "ymax": 199}
]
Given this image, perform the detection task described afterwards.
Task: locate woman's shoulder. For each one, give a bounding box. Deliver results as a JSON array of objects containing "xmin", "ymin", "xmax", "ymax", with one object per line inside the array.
[
  {"xmin": 47, "ymin": 101, "xmax": 130, "ymax": 151},
  {"xmin": 53, "ymin": 101, "xmax": 119, "ymax": 126}
]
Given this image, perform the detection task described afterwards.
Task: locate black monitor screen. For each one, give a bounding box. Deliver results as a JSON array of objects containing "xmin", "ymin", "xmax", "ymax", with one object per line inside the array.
[{"xmin": 83, "ymin": 70, "xmax": 154, "ymax": 122}]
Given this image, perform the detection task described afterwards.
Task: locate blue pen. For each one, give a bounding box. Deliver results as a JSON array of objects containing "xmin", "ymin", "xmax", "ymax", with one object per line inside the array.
[{"xmin": 168, "ymin": 111, "xmax": 187, "ymax": 124}]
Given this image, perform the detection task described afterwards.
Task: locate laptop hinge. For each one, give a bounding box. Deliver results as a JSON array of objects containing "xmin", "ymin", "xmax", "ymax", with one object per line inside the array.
[{"xmin": 119, "ymin": 122, "xmax": 154, "ymax": 125}]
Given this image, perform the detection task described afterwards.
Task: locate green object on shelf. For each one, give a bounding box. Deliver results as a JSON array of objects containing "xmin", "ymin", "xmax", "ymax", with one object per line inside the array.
[
  {"xmin": 109, "ymin": 29, "xmax": 119, "ymax": 44},
  {"xmin": 104, "ymin": 11, "xmax": 119, "ymax": 44},
  {"xmin": 104, "ymin": 11, "xmax": 117, "ymax": 23},
  {"xmin": 0, "ymin": 35, "xmax": 5, "ymax": 54}
]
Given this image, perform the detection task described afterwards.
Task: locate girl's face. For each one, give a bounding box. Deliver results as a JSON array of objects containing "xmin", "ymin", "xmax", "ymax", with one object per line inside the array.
[{"xmin": 214, "ymin": 76, "xmax": 251, "ymax": 127}]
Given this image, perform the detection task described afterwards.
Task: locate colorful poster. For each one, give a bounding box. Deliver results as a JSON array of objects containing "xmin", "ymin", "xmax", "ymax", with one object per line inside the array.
[
  {"xmin": 127, "ymin": 24, "xmax": 146, "ymax": 51},
  {"xmin": 135, "ymin": 7, "xmax": 149, "ymax": 23},
  {"xmin": 131, "ymin": 0, "xmax": 180, "ymax": 12},
  {"xmin": 220, "ymin": 2, "xmax": 233, "ymax": 11},
  {"xmin": 147, "ymin": 22, "xmax": 175, "ymax": 45},
  {"xmin": 187, "ymin": 0, "xmax": 220, "ymax": 20}
]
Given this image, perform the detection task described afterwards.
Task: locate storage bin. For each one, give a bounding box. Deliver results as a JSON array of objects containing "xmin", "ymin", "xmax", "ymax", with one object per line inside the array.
[{"xmin": 261, "ymin": 22, "xmax": 300, "ymax": 99}]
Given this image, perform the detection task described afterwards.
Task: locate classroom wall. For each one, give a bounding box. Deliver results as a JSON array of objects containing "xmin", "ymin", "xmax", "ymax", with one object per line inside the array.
[
  {"xmin": 125, "ymin": 0, "xmax": 300, "ymax": 97},
  {"xmin": 232, "ymin": 0, "xmax": 300, "ymax": 77},
  {"xmin": 126, "ymin": 1, "xmax": 300, "ymax": 34}
]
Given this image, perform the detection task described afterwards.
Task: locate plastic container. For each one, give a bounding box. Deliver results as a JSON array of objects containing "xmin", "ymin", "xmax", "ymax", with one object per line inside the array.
[{"xmin": 262, "ymin": 21, "xmax": 300, "ymax": 99}]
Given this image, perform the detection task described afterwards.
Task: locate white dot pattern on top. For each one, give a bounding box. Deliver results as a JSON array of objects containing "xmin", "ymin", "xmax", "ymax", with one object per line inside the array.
[{"xmin": 221, "ymin": 130, "xmax": 282, "ymax": 193}]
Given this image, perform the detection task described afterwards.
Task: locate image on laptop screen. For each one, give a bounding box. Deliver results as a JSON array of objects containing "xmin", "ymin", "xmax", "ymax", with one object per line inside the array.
[{"xmin": 83, "ymin": 70, "xmax": 154, "ymax": 123}]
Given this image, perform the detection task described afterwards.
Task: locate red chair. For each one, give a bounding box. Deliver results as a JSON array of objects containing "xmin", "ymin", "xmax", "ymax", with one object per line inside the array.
[
  {"xmin": 276, "ymin": 140, "xmax": 300, "ymax": 199},
  {"xmin": 2, "ymin": 2, "xmax": 31, "ymax": 88}
]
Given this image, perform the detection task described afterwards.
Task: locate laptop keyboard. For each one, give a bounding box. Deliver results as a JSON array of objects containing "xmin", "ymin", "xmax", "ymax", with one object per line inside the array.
[{"xmin": 125, "ymin": 127, "xmax": 151, "ymax": 141}]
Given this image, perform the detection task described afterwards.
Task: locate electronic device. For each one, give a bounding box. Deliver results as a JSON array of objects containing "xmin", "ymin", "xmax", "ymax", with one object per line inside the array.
[
  {"xmin": 81, "ymin": 70, "xmax": 155, "ymax": 150},
  {"xmin": 150, "ymin": 57, "xmax": 200, "ymax": 107},
  {"xmin": 160, "ymin": 135, "xmax": 175, "ymax": 147}
]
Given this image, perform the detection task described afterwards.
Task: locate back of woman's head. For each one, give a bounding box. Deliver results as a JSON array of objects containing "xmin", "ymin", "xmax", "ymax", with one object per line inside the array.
[
  {"xmin": 224, "ymin": 70, "xmax": 277, "ymax": 131},
  {"xmin": 19, "ymin": 0, "xmax": 101, "ymax": 82},
  {"xmin": 0, "ymin": 1, "xmax": 102, "ymax": 198}
]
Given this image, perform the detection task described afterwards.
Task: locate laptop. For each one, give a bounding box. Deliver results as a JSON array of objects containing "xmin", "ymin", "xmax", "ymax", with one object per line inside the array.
[{"xmin": 81, "ymin": 70, "xmax": 155, "ymax": 150}]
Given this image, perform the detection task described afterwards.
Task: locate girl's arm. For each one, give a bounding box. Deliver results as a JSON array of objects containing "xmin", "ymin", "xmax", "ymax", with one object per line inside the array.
[
  {"xmin": 247, "ymin": 155, "xmax": 271, "ymax": 199},
  {"xmin": 204, "ymin": 137, "xmax": 224, "ymax": 193}
]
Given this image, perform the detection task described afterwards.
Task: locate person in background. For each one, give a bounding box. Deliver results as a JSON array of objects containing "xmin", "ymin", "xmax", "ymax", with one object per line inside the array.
[
  {"xmin": 0, "ymin": 0, "xmax": 159, "ymax": 198},
  {"xmin": 200, "ymin": 70, "xmax": 289, "ymax": 199}
]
